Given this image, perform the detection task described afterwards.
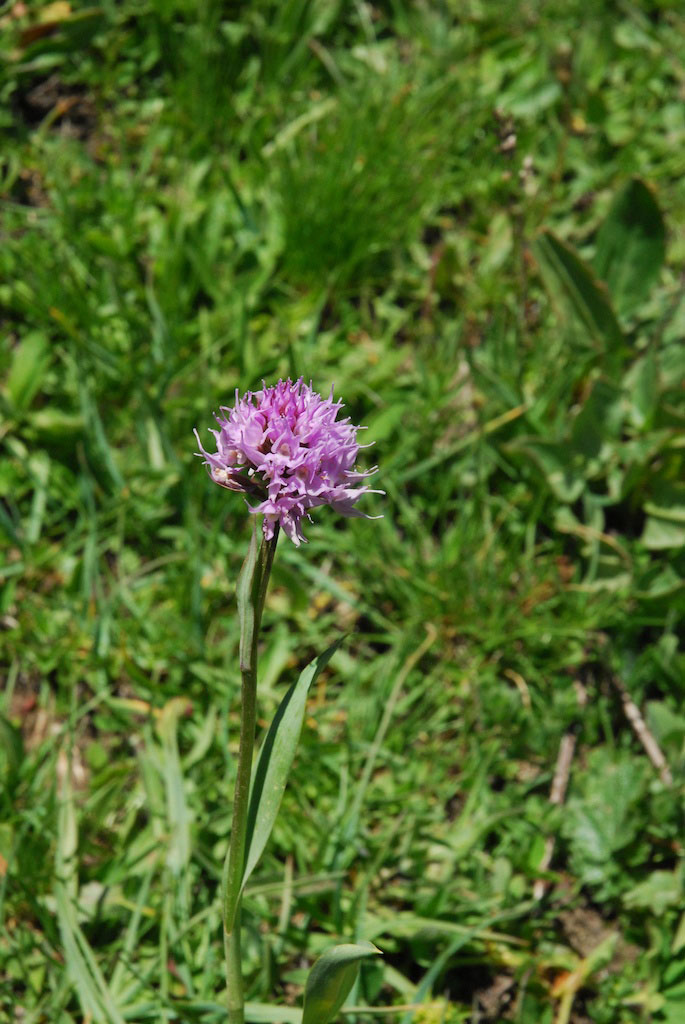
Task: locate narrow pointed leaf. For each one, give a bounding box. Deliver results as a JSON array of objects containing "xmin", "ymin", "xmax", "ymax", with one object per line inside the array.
[
  {"xmin": 245, "ymin": 1004, "xmax": 302, "ymax": 1023},
  {"xmin": 155, "ymin": 698, "xmax": 193, "ymax": 876},
  {"xmin": 242, "ymin": 638, "xmax": 343, "ymax": 890},
  {"xmin": 302, "ymin": 942, "xmax": 381, "ymax": 1024},
  {"xmin": 534, "ymin": 230, "xmax": 623, "ymax": 349},
  {"xmin": 6, "ymin": 331, "xmax": 50, "ymax": 413},
  {"xmin": 593, "ymin": 177, "xmax": 666, "ymax": 317},
  {"xmin": 0, "ymin": 714, "xmax": 24, "ymax": 776}
]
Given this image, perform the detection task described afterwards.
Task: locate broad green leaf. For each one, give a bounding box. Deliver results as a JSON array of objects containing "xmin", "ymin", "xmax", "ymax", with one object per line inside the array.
[
  {"xmin": 562, "ymin": 751, "xmax": 646, "ymax": 892},
  {"xmin": 635, "ymin": 564, "xmax": 683, "ymax": 599},
  {"xmin": 242, "ymin": 639, "xmax": 343, "ymax": 890},
  {"xmin": 534, "ymin": 230, "xmax": 623, "ymax": 350},
  {"xmin": 664, "ymin": 955, "xmax": 685, "ymax": 991},
  {"xmin": 642, "ymin": 517, "xmax": 685, "ymax": 551},
  {"xmin": 624, "ymin": 870, "xmax": 682, "ymax": 914},
  {"xmin": 570, "ymin": 376, "xmax": 624, "ymax": 458},
  {"xmin": 594, "ymin": 178, "xmax": 666, "ymax": 317},
  {"xmin": 497, "ymin": 56, "xmax": 562, "ymax": 118},
  {"xmin": 647, "ymin": 702, "xmax": 685, "ymax": 744},
  {"xmin": 302, "ymin": 942, "xmax": 381, "ymax": 1024},
  {"xmin": 614, "ymin": 20, "xmax": 660, "ymax": 53},
  {"xmin": 623, "ymin": 349, "xmax": 658, "ymax": 429},
  {"xmin": 6, "ymin": 331, "xmax": 50, "ymax": 413},
  {"xmin": 644, "ymin": 483, "xmax": 685, "ymax": 524},
  {"xmin": 663, "ymin": 998, "xmax": 685, "ymax": 1024}
]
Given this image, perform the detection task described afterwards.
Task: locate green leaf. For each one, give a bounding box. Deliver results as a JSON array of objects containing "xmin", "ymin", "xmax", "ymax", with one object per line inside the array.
[
  {"xmin": 644, "ymin": 482, "xmax": 685, "ymax": 524},
  {"xmin": 242, "ymin": 639, "xmax": 343, "ymax": 890},
  {"xmin": 18, "ymin": 7, "xmax": 106, "ymax": 61},
  {"xmin": 155, "ymin": 697, "xmax": 193, "ymax": 876},
  {"xmin": 636, "ymin": 564, "xmax": 684, "ymax": 599},
  {"xmin": 245, "ymin": 1004, "xmax": 302, "ymax": 1024},
  {"xmin": 562, "ymin": 751, "xmax": 646, "ymax": 891},
  {"xmin": 623, "ymin": 349, "xmax": 658, "ymax": 429},
  {"xmin": 624, "ymin": 870, "xmax": 682, "ymax": 914},
  {"xmin": 302, "ymin": 942, "xmax": 381, "ymax": 1024},
  {"xmin": 673, "ymin": 913, "xmax": 685, "ymax": 956},
  {"xmin": 5, "ymin": 331, "xmax": 50, "ymax": 413},
  {"xmin": 642, "ymin": 517, "xmax": 685, "ymax": 551},
  {"xmin": 0, "ymin": 823, "xmax": 13, "ymax": 871},
  {"xmin": 534, "ymin": 230, "xmax": 623, "ymax": 350},
  {"xmin": 29, "ymin": 407, "xmax": 85, "ymax": 441},
  {"xmin": 0, "ymin": 714, "xmax": 23, "ymax": 778},
  {"xmin": 594, "ymin": 178, "xmax": 666, "ymax": 317},
  {"xmin": 570, "ymin": 375, "xmax": 624, "ymax": 457},
  {"xmin": 647, "ymin": 702, "xmax": 685, "ymax": 744}
]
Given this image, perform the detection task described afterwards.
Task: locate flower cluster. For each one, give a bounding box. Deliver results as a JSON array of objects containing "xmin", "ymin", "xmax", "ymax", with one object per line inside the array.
[{"xmin": 195, "ymin": 378, "xmax": 381, "ymax": 545}]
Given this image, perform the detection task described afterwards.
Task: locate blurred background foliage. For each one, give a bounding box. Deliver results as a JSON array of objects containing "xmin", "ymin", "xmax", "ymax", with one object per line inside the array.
[{"xmin": 1, "ymin": 1, "xmax": 684, "ymax": 1022}]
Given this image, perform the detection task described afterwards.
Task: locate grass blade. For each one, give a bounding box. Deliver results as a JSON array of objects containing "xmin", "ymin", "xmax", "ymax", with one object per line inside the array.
[{"xmin": 55, "ymin": 762, "xmax": 127, "ymax": 1024}]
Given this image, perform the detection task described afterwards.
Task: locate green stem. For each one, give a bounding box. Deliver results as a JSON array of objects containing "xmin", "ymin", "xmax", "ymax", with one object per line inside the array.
[
  {"xmin": 223, "ymin": 525, "xmax": 278, "ymax": 1024},
  {"xmin": 224, "ymin": 911, "xmax": 243, "ymax": 1024}
]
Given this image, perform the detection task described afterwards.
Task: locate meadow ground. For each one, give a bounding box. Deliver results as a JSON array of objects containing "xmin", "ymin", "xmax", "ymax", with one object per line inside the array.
[{"xmin": 1, "ymin": 2, "xmax": 685, "ymax": 1022}]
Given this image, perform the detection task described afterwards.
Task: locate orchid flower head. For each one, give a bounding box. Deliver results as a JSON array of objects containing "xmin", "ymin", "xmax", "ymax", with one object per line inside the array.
[{"xmin": 195, "ymin": 377, "xmax": 382, "ymax": 545}]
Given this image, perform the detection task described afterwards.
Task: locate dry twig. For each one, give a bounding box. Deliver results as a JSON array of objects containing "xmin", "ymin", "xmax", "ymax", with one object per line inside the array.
[{"xmin": 610, "ymin": 673, "xmax": 673, "ymax": 786}]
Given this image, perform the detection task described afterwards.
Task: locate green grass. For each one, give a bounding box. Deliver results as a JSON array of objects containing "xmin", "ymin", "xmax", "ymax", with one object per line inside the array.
[{"xmin": 1, "ymin": 1, "xmax": 685, "ymax": 1022}]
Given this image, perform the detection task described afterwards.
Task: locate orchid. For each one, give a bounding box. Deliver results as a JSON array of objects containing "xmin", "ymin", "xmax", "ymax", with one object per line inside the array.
[
  {"xmin": 194, "ymin": 377, "xmax": 381, "ymax": 545},
  {"xmin": 196, "ymin": 380, "xmax": 382, "ymax": 1024}
]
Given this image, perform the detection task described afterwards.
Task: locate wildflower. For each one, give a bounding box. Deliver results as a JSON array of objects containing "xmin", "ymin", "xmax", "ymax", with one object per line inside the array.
[{"xmin": 195, "ymin": 378, "xmax": 381, "ymax": 545}]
